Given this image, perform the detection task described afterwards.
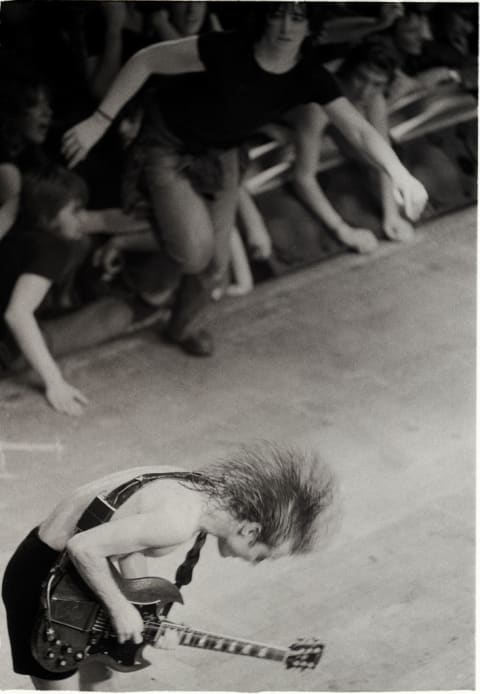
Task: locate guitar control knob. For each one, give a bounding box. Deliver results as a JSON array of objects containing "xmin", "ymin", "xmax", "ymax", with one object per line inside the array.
[
  {"xmin": 54, "ymin": 639, "xmax": 62, "ymax": 647},
  {"xmin": 45, "ymin": 628, "xmax": 56, "ymax": 642},
  {"xmin": 74, "ymin": 652, "xmax": 84, "ymax": 661},
  {"xmin": 57, "ymin": 659, "xmax": 68, "ymax": 667},
  {"xmin": 46, "ymin": 651, "xmax": 55, "ymax": 660}
]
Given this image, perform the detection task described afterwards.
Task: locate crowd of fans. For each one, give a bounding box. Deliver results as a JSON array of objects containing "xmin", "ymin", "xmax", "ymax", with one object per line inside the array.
[{"xmin": 0, "ymin": 1, "xmax": 477, "ymax": 416}]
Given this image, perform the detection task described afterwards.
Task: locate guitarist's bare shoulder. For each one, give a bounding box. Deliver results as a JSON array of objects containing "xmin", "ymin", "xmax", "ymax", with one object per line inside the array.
[{"xmin": 38, "ymin": 465, "xmax": 199, "ymax": 552}]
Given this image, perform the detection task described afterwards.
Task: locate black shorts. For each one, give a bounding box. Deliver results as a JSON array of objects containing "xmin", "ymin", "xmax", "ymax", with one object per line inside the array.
[{"xmin": 1, "ymin": 527, "xmax": 78, "ymax": 681}]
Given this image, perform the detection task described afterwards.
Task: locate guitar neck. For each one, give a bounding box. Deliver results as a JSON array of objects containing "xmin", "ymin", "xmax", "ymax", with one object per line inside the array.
[{"xmin": 154, "ymin": 622, "xmax": 286, "ymax": 663}]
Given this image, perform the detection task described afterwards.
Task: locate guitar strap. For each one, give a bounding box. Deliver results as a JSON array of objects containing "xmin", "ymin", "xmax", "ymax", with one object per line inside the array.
[{"xmin": 43, "ymin": 471, "xmax": 208, "ymax": 619}]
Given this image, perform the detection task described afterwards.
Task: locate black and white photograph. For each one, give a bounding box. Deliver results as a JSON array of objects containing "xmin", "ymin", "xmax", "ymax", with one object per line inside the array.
[{"xmin": 0, "ymin": 0, "xmax": 476, "ymax": 691}]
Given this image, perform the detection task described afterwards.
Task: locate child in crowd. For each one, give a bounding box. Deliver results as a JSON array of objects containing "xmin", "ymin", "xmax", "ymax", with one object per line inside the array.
[{"xmin": 0, "ymin": 167, "xmax": 134, "ymax": 417}]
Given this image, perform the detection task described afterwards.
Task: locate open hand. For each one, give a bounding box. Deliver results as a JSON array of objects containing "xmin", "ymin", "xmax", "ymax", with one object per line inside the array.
[
  {"xmin": 62, "ymin": 112, "xmax": 110, "ymax": 168},
  {"xmin": 46, "ymin": 378, "xmax": 88, "ymax": 416}
]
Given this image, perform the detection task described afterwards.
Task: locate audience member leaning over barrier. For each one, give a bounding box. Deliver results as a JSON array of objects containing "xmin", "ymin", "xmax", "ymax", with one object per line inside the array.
[
  {"xmin": 280, "ymin": 36, "xmax": 415, "ymax": 254},
  {"xmin": 62, "ymin": 3, "xmax": 428, "ymax": 360},
  {"xmin": 0, "ymin": 167, "xmax": 136, "ymax": 416}
]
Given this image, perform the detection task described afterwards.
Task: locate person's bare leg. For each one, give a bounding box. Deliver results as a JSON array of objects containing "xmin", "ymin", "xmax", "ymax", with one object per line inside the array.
[
  {"xmin": 31, "ymin": 673, "xmax": 80, "ymax": 690},
  {"xmin": 79, "ymin": 661, "xmax": 117, "ymax": 691},
  {"xmin": 31, "ymin": 661, "xmax": 117, "ymax": 692}
]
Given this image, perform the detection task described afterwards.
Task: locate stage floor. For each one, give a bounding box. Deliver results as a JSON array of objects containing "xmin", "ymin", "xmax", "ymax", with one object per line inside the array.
[{"xmin": 0, "ymin": 207, "xmax": 475, "ymax": 691}]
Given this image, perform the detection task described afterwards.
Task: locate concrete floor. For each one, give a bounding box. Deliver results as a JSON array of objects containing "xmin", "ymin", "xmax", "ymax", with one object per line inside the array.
[{"xmin": 0, "ymin": 207, "xmax": 476, "ymax": 691}]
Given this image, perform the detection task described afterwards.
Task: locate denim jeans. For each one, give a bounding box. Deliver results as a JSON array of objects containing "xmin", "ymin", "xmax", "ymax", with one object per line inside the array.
[{"xmin": 123, "ymin": 114, "xmax": 241, "ymax": 339}]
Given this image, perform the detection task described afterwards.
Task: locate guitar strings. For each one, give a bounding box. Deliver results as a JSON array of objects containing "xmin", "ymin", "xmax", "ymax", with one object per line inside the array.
[{"xmin": 89, "ymin": 614, "xmax": 319, "ymax": 666}]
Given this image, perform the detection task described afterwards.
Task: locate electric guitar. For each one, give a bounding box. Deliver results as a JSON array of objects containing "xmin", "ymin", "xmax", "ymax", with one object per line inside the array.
[{"xmin": 32, "ymin": 564, "xmax": 324, "ymax": 674}]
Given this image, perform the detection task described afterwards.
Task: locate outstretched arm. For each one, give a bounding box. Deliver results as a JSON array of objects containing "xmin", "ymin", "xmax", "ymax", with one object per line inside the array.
[
  {"xmin": 289, "ymin": 104, "xmax": 378, "ymax": 254},
  {"xmin": 66, "ymin": 507, "xmax": 198, "ymax": 644},
  {"xmin": 4, "ymin": 274, "xmax": 88, "ymax": 416},
  {"xmin": 62, "ymin": 36, "xmax": 204, "ymax": 167},
  {"xmin": 323, "ymin": 96, "xmax": 428, "ymax": 221},
  {"xmin": 77, "ymin": 208, "xmax": 152, "ymax": 235},
  {"xmin": 366, "ymin": 93, "xmax": 414, "ymax": 242}
]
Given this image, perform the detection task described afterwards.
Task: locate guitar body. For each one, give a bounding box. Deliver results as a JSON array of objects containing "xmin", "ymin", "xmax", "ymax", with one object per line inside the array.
[
  {"xmin": 32, "ymin": 562, "xmax": 324, "ymax": 675},
  {"xmin": 32, "ymin": 564, "xmax": 183, "ymax": 674}
]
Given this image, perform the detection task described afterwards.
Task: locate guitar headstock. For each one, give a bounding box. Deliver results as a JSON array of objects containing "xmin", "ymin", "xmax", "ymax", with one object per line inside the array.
[{"xmin": 285, "ymin": 638, "xmax": 324, "ymax": 671}]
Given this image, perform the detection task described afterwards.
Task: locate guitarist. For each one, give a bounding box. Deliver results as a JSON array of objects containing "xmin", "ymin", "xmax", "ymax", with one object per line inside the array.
[{"xmin": 2, "ymin": 441, "xmax": 336, "ymax": 691}]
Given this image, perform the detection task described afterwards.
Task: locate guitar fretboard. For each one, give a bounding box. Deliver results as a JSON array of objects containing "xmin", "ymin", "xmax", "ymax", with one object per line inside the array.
[{"xmin": 154, "ymin": 622, "xmax": 286, "ymax": 662}]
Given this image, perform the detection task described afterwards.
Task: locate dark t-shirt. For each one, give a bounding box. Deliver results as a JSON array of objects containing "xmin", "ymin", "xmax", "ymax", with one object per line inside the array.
[
  {"xmin": 0, "ymin": 227, "xmax": 77, "ymax": 325},
  {"xmin": 156, "ymin": 31, "xmax": 342, "ymax": 150}
]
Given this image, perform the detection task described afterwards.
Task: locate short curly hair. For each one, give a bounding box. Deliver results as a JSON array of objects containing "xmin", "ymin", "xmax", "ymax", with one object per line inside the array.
[
  {"xmin": 189, "ymin": 441, "xmax": 338, "ymax": 554},
  {"xmin": 19, "ymin": 166, "xmax": 88, "ymax": 231}
]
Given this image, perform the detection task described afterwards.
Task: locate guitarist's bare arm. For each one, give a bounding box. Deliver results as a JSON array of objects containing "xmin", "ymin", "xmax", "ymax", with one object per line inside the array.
[
  {"xmin": 117, "ymin": 552, "xmax": 149, "ymax": 578},
  {"xmin": 65, "ymin": 491, "xmax": 205, "ymax": 644}
]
